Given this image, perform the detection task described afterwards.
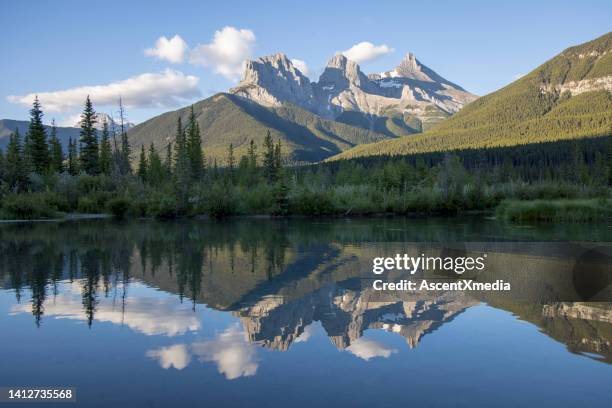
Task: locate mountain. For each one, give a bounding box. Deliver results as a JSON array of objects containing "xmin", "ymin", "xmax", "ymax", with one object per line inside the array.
[
  {"xmin": 329, "ymin": 31, "xmax": 612, "ymax": 160},
  {"xmin": 126, "ymin": 93, "xmax": 390, "ymax": 164},
  {"xmin": 127, "ymin": 51, "xmax": 475, "ymax": 164},
  {"xmin": 0, "ymin": 119, "xmax": 80, "ymax": 150},
  {"xmin": 231, "ymin": 52, "xmax": 477, "ymax": 136}
]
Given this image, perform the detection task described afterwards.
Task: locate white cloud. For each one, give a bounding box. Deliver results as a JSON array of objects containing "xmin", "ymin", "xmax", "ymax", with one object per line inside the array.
[
  {"xmin": 342, "ymin": 42, "xmax": 394, "ymax": 64},
  {"xmin": 10, "ymin": 281, "xmax": 201, "ymax": 336},
  {"xmin": 191, "ymin": 325, "xmax": 258, "ymax": 379},
  {"xmin": 189, "ymin": 26, "xmax": 256, "ymax": 81},
  {"xmin": 7, "ymin": 69, "xmax": 201, "ymax": 112},
  {"xmin": 291, "ymin": 59, "xmax": 310, "ymax": 76},
  {"xmin": 147, "ymin": 344, "xmax": 192, "ymax": 370},
  {"xmin": 513, "ymin": 73, "xmax": 525, "ymax": 80},
  {"xmin": 345, "ymin": 338, "xmax": 397, "ymax": 361},
  {"xmin": 145, "ymin": 35, "xmax": 188, "ymax": 64},
  {"xmin": 294, "ymin": 323, "xmax": 315, "ymax": 343}
]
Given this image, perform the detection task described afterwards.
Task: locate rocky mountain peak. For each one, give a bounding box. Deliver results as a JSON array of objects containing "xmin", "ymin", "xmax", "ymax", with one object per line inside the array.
[
  {"xmin": 231, "ymin": 53, "xmax": 314, "ymax": 108},
  {"xmin": 319, "ymin": 53, "xmax": 368, "ymax": 89}
]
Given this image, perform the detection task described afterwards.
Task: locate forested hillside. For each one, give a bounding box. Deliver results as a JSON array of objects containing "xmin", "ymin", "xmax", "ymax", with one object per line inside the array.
[
  {"xmin": 127, "ymin": 93, "xmax": 390, "ymax": 164},
  {"xmin": 330, "ymin": 32, "xmax": 612, "ymax": 160}
]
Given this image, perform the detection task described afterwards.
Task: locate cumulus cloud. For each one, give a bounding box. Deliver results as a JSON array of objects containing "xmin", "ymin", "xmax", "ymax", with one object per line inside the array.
[
  {"xmin": 290, "ymin": 59, "xmax": 310, "ymax": 76},
  {"xmin": 191, "ymin": 325, "xmax": 259, "ymax": 379},
  {"xmin": 189, "ymin": 26, "xmax": 256, "ymax": 81},
  {"xmin": 342, "ymin": 42, "xmax": 394, "ymax": 64},
  {"xmin": 10, "ymin": 281, "xmax": 201, "ymax": 336},
  {"xmin": 147, "ymin": 344, "xmax": 191, "ymax": 370},
  {"xmin": 7, "ymin": 69, "xmax": 201, "ymax": 112},
  {"xmin": 294, "ymin": 323, "xmax": 315, "ymax": 343},
  {"xmin": 144, "ymin": 35, "xmax": 188, "ymax": 63},
  {"xmin": 345, "ymin": 338, "xmax": 397, "ymax": 361}
]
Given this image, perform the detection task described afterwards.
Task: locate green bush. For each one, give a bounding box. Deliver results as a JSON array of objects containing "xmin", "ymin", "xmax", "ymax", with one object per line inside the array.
[
  {"xmin": 290, "ymin": 189, "xmax": 337, "ymax": 216},
  {"xmin": 106, "ymin": 197, "xmax": 131, "ymax": 219},
  {"xmin": 1, "ymin": 193, "xmax": 57, "ymax": 219},
  {"xmin": 496, "ymin": 199, "xmax": 612, "ymax": 223},
  {"xmin": 204, "ymin": 183, "xmax": 238, "ymax": 218}
]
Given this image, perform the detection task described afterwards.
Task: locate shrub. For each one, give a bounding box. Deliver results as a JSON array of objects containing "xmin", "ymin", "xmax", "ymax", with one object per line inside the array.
[
  {"xmin": 106, "ymin": 197, "xmax": 131, "ymax": 219},
  {"xmin": 1, "ymin": 193, "xmax": 57, "ymax": 219},
  {"xmin": 496, "ymin": 199, "xmax": 612, "ymax": 223},
  {"xmin": 204, "ymin": 183, "xmax": 238, "ymax": 218},
  {"xmin": 290, "ymin": 189, "xmax": 337, "ymax": 216}
]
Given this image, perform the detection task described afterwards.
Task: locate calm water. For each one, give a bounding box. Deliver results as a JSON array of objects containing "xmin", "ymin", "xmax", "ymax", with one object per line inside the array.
[{"xmin": 0, "ymin": 218, "xmax": 611, "ymax": 407}]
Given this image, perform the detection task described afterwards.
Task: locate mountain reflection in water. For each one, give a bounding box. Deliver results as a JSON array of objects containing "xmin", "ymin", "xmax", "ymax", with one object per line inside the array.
[{"xmin": 1, "ymin": 219, "xmax": 610, "ymax": 370}]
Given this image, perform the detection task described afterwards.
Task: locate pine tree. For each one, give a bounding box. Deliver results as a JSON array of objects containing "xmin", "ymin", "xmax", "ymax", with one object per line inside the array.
[
  {"xmin": 248, "ymin": 139, "xmax": 257, "ymax": 169},
  {"xmin": 274, "ymin": 139, "xmax": 282, "ymax": 174},
  {"xmin": 137, "ymin": 145, "xmax": 148, "ymax": 182},
  {"xmin": 173, "ymin": 117, "xmax": 191, "ymax": 211},
  {"xmin": 6, "ymin": 129, "xmax": 25, "ymax": 190},
  {"xmin": 187, "ymin": 106, "xmax": 204, "ymax": 180},
  {"xmin": 48, "ymin": 119, "xmax": 64, "ymax": 173},
  {"xmin": 164, "ymin": 142, "xmax": 173, "ymax": 177},
  {"xmin": 118, "ymin": 98, "xmax": 131, "ymax": 175},
  {"xmin": 79, "ymin": 96, "xmax": 99, "ymax": 175},
  {"xmin": 227, "ymin": 143, "xmax": 235, "ymax": 182},
  {"xmin": 28, "ymin": 96, "xmax": 49, "ymax": 173},
  {"xmin": 263, "ymin": 131, "xmax": 276, "ymax": 182},
  {"xmin": 148, "ymin": 143, "xmax": 164, "ymax": 185},
  {"xmin": 99, "ymin": 119, "xmax": 112, "ymax": 175},
  {"xmin": 67, "ymin": 137, "xmax": 79, "ymax": 176}
]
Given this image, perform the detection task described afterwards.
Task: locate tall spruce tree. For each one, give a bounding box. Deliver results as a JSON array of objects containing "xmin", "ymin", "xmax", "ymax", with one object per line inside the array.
[
  {"xmin": 99, "ymin": 119, "xmax": 112, "ymax": 175},
  {"xmin": 137, "ymin": 144, "xmax": 148, "ymax": 182},
  {"xmin": 28, "ymin": 96, "xmax": 50, "ymax": 173},
  {"xmin": 79, "ymin": 96, "xmax": 99, "ymax": 175},
  {"xmin": 173, "ymin": 117, "xmax": 191, "ymax": 211},
  {"xmin": 263, "ymin": 131, "xmax": 277, "ymax": 182},
  {"xmin": 67, "ymin": 137, "xmax": 79, "ymax": 176},
  {"xmin": 148, "ymin": 143, "xmax": 164, "ymax": 185},
  {"xmin": 48, "ymin": 119, "xmax": 64, "ymax": 173},
  {"xmin": 164, "ymin": 142, "xmax": 173, "ymax": 177},
  {"xmin": 118, "ymin": 98, "xmax": 132, "ymax": 175},
  {"xmin": 187, "ymin": 106, "xmax": 204, "ymax": 180},
  {"xmin": 6, "ymin": 129, "xmax": 25, "ymax": 190},
  {"xmin": 227, "ymin": 143, "xmax": 235, "ymax": 183}
]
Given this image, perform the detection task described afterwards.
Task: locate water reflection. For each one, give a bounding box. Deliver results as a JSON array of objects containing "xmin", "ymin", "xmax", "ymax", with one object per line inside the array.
[{"xmin": 0, "ymin": 218, "xmax": 611, "ymax": 371}]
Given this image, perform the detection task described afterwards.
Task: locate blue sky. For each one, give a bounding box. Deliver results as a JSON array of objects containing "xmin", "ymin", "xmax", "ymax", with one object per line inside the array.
[{"xmin": 2, "ymin": 0, "xmax": 611, "ymax": 124}]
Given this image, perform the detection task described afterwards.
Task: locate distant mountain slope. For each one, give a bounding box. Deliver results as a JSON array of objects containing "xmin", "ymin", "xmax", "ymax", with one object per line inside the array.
[
  {"xmin": 0, "ymin": 119, "xmax": 80, "ymax": 150},
  {"xmin": 230, "ymin": 52, "xmax": 477, "ymax": 137},
  {"xmin": 329, "ymin": 32, "xmax": 612, "ymax": 160},
  {"xmin": 126, "ymin": 93, "xmax": 390, "ymax": 164}
]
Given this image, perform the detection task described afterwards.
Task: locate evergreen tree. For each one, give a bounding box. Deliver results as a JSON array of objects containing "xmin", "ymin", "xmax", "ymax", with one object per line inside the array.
[
  {"xmin": 227, "ymin": 143, "xmax": 235, "ymax": 182},
  {"xmin": 148, "ymin": 143, "xmax": 164, "ymax": 185},
  {"xmin": 187, "ymin": 106, "xmax": 204, "ymax": 180},
  {"xmin": 79, "ymin": 96, "xmax": 99, "ymax": 175},
  {"xmin": 164, "ymin": 142, "xmax": 173, "ymax": 177},
  {"xmin": 48, "ymin": 119, "xmax": 64, "ymax": 173},
  {"xmin": 99, "ymin": 120, "xmax": 112, "ymax": 176},
  {"xmin": 173, "ymin": 117, "xmax": 191, "ymax": 211},
  {"xmin": 118, "ymin": 98, "xmax": 132, "ymax": 175},
  {"xmin": 137, "ymin": 145, "xmax": 148, "ymax": 182},
  {"xmin": 6, "ymin": 129, "xmax": 25, "ymax": 190},
  {"xmin": 67, "ymin": 137, "xmax": 79, "ymax": 176},
  {"xmin": 263, "ymin": 131, "xmax": 277, "ymax": 182},
  {"xmin": 28, "ymin": 96, "xmax": 49, "ymax": 173}
]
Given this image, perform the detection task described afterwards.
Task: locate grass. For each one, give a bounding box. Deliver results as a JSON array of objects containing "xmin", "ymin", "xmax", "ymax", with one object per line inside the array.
[{"xmin": 496, "ymin": 198, "xmax": 612, "ymax": 223}]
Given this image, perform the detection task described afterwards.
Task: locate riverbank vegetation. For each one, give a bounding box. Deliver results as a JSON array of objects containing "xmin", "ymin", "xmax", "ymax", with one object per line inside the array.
[{"xmin": 0, "ymin": 98, "xmax": 610, "ymax": 221}]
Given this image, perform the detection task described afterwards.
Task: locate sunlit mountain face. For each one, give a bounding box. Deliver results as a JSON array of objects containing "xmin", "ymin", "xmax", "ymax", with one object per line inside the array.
[{"xmin": 0, "ymin": 219, "xmax": 611, "ymax": 407}]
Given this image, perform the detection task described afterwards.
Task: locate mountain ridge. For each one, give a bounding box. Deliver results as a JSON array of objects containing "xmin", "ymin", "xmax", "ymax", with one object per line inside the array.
[{"xmin": 329, "ymin": 31, "xmax": 612, "ymax": 160}]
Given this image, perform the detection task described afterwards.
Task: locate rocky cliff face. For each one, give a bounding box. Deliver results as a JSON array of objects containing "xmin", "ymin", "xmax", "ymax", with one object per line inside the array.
[{"xmin": 230, "ymin": 51, "xmax": 478, "ymax": 133}]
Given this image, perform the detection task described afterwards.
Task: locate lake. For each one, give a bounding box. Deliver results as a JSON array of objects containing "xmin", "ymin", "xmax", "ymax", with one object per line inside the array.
[{"xmin": 0, "ymin": 218, "xmax": 611, "ymax": 407}]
